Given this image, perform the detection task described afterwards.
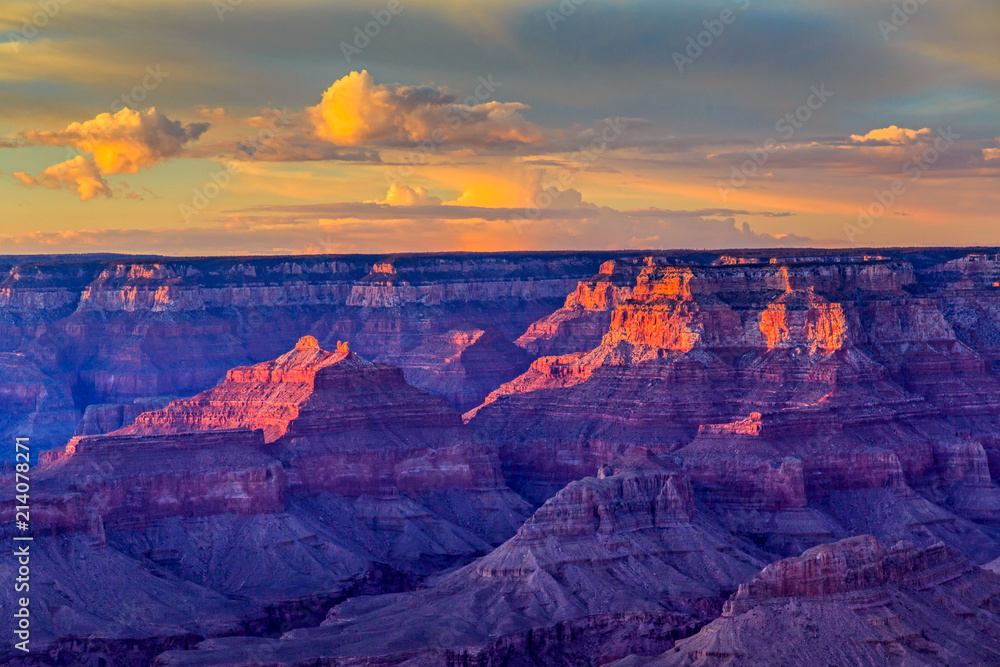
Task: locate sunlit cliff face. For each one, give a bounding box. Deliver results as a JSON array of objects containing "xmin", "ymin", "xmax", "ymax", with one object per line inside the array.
[{"xmin": 759, "ymin": 295, "xmax": 851, "ymax": 354}]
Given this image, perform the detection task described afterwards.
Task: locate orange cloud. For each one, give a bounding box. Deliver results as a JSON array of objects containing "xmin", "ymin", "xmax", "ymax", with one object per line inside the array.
[
  {"xmin": 22, "ymin": 107, "xmax": 209, "ymax": 174},
  {"xmin": 849, "ymin": 126, "xmax": 936, "ymax": 145},
  {"xmin": 13, "ymin": 155, "xmax": 111, "ymax": 201},
  {"xmin": 984, "ymin": 140, "xmax": 1000, "ymax": 161},
  {"xmin": 306, "ymin": 70, "xmax": 542, "ymax": 147}
]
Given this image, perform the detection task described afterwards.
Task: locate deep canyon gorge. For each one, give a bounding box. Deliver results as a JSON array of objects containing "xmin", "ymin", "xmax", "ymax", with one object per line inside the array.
[{"xmin": 3, "ymin": 249, "xmax": 1000, "ymax": 665}]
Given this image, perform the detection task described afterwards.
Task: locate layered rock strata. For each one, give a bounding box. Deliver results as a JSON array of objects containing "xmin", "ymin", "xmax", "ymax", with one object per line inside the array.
[
  {"xmin": 0, "ymin": 253, "xmax": 607, "ymax": 458},
  {"xmin": 468, "ymin": 258, "xmax": 1000, "ymax": 565},
  {"xmin": 154, "ymin": 450, "xmax": 765, "ymax": 667},
  {"xmin": 0, "ymin": 338, "xmax": 530, "ymax": 663},
  {"xmin": 619, "ymin": 536, "xmax": 1000, "ymax": 666},
  {"xmin": 516, "ymin": 258, "xmax": 645, "ymax": 356},
  {"xmin": 384, "ymin": 326, "xmax": 534, "ymax": 412},
  {"xmin": 73, "ymin": 397, "xmax": 174, "ymax": 436}
]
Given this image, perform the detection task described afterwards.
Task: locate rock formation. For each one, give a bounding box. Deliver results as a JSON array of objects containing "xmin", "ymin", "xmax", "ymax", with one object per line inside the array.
[
  {"xmin": 73, "ymin": 397, "xmax": 173, "ymax": 436},
  {"xmin": 516, "ymin": 258, "xmax": 644, "ymax": 357},
  {"xmin": 0, "ymin": 338, "xmax": 529, "ymax": 664},
  {"xmin": 467, "ymin": 257, "xmax": 1000, "ymax": 565},
  {"xmin": 0, "ymin": 352, "xmax": 79, "ymax": 456},
  {"xmin": 618, "ymin": 536, "xmax": 1000, "ymax": 666},
  {"xmin": 0, "ymin": 253, "xmax": 609, "ymax": 458},
  {"xmin": 117, "ymin": 336, "xmax": 529, "ymax": 539},
  {"xmin": 6, "ymin": 249, "xmax": 1000, "ymax": 666},
  {"xmin": 384, "ymin": 325, "xmax": 534, "ymax": 412},
  {"xmin": 154, "ymin": 450, "xmax": 765, "ymax": 667}
]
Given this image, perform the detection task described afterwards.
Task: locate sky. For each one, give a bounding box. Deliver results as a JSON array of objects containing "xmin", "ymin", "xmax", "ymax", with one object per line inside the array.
[{"xmin": 0, "ymin": 0, "xmax": 998, "ymax": 255}]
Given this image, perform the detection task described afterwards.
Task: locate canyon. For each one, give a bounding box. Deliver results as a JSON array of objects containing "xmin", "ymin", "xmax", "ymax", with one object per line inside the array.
[
  {"xmin": 618, "ymin": 536, "xmax": 1000, "ymax": 666},
  {"xmin": 4, "ymin": 249, "xmax": 1000, "ymax": 666}
]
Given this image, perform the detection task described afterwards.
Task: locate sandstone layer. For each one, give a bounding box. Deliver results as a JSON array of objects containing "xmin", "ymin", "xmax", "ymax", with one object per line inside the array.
[{"xmin": 384, "ymin": 326, "xmax": 534, "ymax": 412}]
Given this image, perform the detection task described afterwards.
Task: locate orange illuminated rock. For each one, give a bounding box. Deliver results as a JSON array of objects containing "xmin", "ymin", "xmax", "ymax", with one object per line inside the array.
[
  {"xmin": 0, "ymin": 337, "xmax": 532, "ymax": 662},
  {"xmin": 516, "ymin": 258, "xmax": 644, "ymax": 356},
  {"xmin": 118, "ymin": 337, "xmax": 525, "ymax": 517},
  {"xmin": 469, "ymin": 256, "xmax": 1000, "ymax": 563}
]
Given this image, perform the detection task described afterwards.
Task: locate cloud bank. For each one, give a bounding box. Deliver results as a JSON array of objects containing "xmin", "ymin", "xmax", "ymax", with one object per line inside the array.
[{"xmin": 306, "ymin": 70, "xmax": 542, "ymax": 147}]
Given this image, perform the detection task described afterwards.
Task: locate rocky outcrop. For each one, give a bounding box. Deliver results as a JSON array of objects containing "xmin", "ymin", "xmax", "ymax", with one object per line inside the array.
[
  {"xmin": 469, "ymin": 257, "xmax": 1000, "ymax": 563},
  {"xmin": 31, "ymin": 428, "xmax": 284, "ymax": 533},
  {"xmin": 11, "ymin": 338, "xmax": 530, "ymax": 541},
  {"xmin": 0, "ymin": 253, "xmax": 609, "ymax": 461},
  {"xmin": 0, "ymin": 338, "xmax": 531, "ymax": 664},
  {"xmin": 9, "ymin": 249, "xmax": 1000, "ymax": 666},
  {"xmin": 154, "ymin": 450, "xmax": 765, "ymax": 667},
  {"xmin": 118, "ymin": 337, "xmax": 527, "ymax": 531},
  {"xmin": 620, "ymin": 536, "xmax": 1000, "ymax": 666},
  {"xmin": 0, "ymin": 352, "xmax": 80, "ymax": 454},
  {"xmin": 6, "ymin": 249, "xmax": 1000, "ymax": 462},
  {"xmin": 73, "ymin": 397, "xmax": 173, "ymax": 436},
  {"xmin": 384, "ymin": 326, "xmax": 534, "ymax": 412},
  {"xmin": 516, "ymin": 258, "xmax": 643, "ymax": 357}
]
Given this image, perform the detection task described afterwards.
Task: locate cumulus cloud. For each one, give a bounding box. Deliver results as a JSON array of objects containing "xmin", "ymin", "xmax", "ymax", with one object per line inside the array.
[
  {"xmin": 14, "ymin": 107, "xmax": 209, "ymax": 200},
  {"xmin": 306, "ymin": 70, "xmax": 542, "ymax": 147},
  {"xmin": 369, "ymin": 183, "xmax": 443, "ymax": 206},
  {"xmin": 13, "ymin": 155, "xmax": 111, "ymax": 201},
  {"xmin": 22, "ymin": 107, "xmax": 209, "ymax": 175},
  {"xmin": 849, "ymin": 126, "xmax": 937, "ymax": 145}
]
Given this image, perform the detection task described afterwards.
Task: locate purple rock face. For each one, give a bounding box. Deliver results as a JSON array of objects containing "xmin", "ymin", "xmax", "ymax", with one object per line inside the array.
[{"xmin": 5, "ymin": 250, "xmax": 1000, "ymax": 666}]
